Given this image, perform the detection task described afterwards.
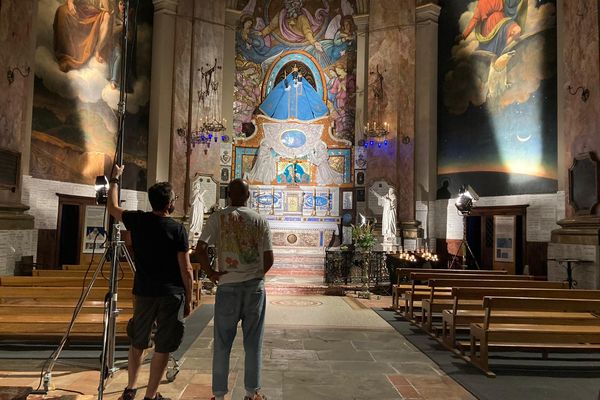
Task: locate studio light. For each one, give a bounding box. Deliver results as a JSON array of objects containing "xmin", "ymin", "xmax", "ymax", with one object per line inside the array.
[
  {"xmin": 451, "ymin": 184, "xmax": 480, "ymax": 269},
  {"xmin": 455, "ymin": 184, "xmax": 479, "ymax": 215},
  {"xmin": 94, "ymin": 175, "xmax": 109, "ymax": 205}
]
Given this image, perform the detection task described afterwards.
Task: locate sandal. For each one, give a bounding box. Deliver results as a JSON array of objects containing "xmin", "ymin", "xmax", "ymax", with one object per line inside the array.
[
  {"xmin": 244, "ymin": 392, "xmax": 267, "ymax": 400},
  {"xmin": 118, "ymin": 388, "xmax": 137, "ymax": 400}
]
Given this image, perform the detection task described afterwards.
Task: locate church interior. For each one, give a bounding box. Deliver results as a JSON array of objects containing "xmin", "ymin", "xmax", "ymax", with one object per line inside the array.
[{"xmin": 1, "ymin": 0, "xmax": 600, "ymax": 399}]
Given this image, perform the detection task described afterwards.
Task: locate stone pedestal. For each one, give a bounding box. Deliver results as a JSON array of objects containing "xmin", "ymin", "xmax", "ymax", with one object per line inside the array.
[
  {"xmin": 548, "ymin": 216, "xmax": 600, "ymax": 289},
  {"xmin": 374, "ymin": 235, "xmax": 401, "ymax": 253}
]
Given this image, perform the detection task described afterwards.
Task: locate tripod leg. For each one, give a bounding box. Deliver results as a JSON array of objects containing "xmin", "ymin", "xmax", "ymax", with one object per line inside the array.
[
  {"xmin": 449, "ymin": 240, "xmax": 466, "ymax": 269},
  {"xmin": 121, "ymin": 245, "xmax": 137, "ymax": 273},
  {"xmin": 98, "ymin": 239, "xmax": 123, "ymax": 399},
  {"xmin": 45, "ymin": 250, "xmax": 110, "ymax": 377},
  {"xmin": 463, "ymin": 240, "xmax": 480, "ymax": 270}
]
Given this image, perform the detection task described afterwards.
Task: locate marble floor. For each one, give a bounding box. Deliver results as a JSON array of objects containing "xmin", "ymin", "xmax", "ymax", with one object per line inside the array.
[{"xmin": 0, "ymin": 295, "xmax": 476, "ymax": 400}]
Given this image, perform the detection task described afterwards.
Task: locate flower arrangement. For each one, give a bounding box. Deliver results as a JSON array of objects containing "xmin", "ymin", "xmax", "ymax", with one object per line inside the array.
[{"xmin": 351, "ymin": 221, "xmax": 376, "ymax": 251}]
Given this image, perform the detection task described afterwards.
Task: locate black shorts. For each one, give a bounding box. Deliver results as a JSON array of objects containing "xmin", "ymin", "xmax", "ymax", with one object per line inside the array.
[{"xmin": 127, "ymin": 294, "xmax": 185, "ymax": 354}]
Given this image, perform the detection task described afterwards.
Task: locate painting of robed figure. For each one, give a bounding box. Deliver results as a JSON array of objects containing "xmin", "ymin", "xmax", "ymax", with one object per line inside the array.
[{"xmin": 31, "ymin": 0, "xmax": 152, "ymax": 189}]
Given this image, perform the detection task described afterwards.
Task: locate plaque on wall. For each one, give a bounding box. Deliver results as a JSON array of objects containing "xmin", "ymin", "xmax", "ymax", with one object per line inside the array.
[
  {"xmin": 356, "ymin": 188, "xmax": 365, "ymax": 202},
  {"xmin": 0, "ymin": 149, "xmax": 20, "ymax": 191},
  {"xmin": 355, "ymin": 170, "xmax": 365, "ymax": 186},
  {"xmin": 569, "ymin": 152, "xmax": 599, "ymax": 215}
]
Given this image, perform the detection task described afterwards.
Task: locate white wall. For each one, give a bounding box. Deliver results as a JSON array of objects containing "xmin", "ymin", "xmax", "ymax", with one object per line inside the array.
[
  {"xmin": 418, "ymin": 191, "xmax": 565, "ymax": 243},
  {"xmin": 22, "ymin": 175, "xmax": 149, "ymax": 230}
]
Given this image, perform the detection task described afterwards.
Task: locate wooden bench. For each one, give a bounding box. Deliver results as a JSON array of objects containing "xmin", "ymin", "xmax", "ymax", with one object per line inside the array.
[
  {"xmin": 469, "ymin": 297, "xmax": 600, "ymax": 376},
  {"xmin": 0, "ymin": 312, "xmax": 131, "ymax": 340},
  {"xmin": 0, "ymin": 286, "xmax": 133, "ymax": 302},
  {"xmin": 421, "ymin": 279, "xmax": 566, "ymax": 333},
  {"xmin": 441, "ymin": 287, "xmax": 599, "ymax": 348},
  {"xmin": 0, "ymin": 276, "xmax": 134, "ymax": 288},
  {"xmin": 391, "ymin": 268, "xmax": 506, "ymax": 309},
  {"xmin": 403, "ymin": 272, "xmax": 533, "ymax": 320},
  {"xmin": 33, "ymin": 269, "xmax": 134, "ymax": 277}
]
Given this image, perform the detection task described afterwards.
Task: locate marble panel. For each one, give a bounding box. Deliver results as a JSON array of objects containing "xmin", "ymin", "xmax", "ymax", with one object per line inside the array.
[
  {"xmin": 562, "ymin": 0, "xmax": 600, "ymax": 217},
  {"xmin": 0, "ymin": 1, "xmax": 37, "ymax": 205}
]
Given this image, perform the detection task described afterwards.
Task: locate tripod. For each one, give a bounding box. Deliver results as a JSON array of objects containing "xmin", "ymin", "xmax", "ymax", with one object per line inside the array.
[
  {"xmin": 42, "ymin": 224, "xmax": 136, "ymax": 398},
  {"xmin": 450, "ymin": 214, "xmax": 480, "ymax": 270},
  {"xmin": 39, "ymin": 1, "xmax": 139, "ymax": 398}
]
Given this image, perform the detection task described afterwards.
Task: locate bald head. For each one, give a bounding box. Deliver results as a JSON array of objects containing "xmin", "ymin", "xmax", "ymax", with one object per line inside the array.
[{"xmin": 228, "ymin": 178, "xmax": 250, "ymax": 206}]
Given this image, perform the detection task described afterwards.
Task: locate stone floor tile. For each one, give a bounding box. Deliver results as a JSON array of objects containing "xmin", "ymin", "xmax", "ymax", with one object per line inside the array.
[
  {"xmin": 370, "ymin": 350, "xmax": 432, "ymax": 363},
  {"xmin": 283, "ymin": 370, "xmax": 348, "ymax": 386},
  {"xmin": 309, "ymin": 329, "xmax": 368, "ymax": 341},
  {"xmin": 260, "ymin": 359, "xmax": 289, "ymax": 371},
  {"xmin": 281, "ymin": 360, "xmax": 331, "ymax": 372},
  {"xmin": 352, "ymin": 339, "xmax": 412, "ymax": 351},
  {"xmin": 270, "ymin": 349, "xmax": 317, "ymax": 361},
  {"xmin": 262, "ymin": 338, "xmax": 303, "ymax": 350},
  {"xmin": 302, "ymin": 337, "xmax": 356, "ymax": 351},
  {"xmin": 326, "ymin": 360, "xmax": 397, "ymax": 374},
  {"xmin": 316, "ymin": 349, "xmax": 374, "ymax": 361},
  {"xmin": 389, "ymin": 362, "xmax": 444, "ymax": 376}
]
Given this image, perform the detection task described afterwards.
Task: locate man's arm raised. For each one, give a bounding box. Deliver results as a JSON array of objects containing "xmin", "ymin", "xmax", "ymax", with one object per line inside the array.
[{"xmin": 107, "ymin": 165, "xmax": 125, "ymax": 221}]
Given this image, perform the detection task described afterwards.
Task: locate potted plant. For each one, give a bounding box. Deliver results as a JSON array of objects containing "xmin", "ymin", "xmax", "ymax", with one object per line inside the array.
[{"xmin": 351, "ymin": 221, "xmax": 376, "ymax": 298}]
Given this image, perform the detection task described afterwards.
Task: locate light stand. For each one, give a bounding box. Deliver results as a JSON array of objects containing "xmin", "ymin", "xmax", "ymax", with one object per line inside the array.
[
  {"xmin": 449, "ymin": 212, "xmax": 480, "ymax": 270},
  {"xmin": 39, "ymin": 2, "xmax": 138, "ymax": 399},
  {"xmin": 450, "ymin": 185, "xmax": 480, "ymax": 270}
]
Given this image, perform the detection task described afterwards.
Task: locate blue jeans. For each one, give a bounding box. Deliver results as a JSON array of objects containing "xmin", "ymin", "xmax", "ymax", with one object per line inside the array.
[{"xmin": 213, "ymin": 278, "xmax": 266, "ymax": 396}]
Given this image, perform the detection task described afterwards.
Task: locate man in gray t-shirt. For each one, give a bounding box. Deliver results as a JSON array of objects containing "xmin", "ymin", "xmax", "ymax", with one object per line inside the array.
[{"xmin": 196, "ymin": 179, "xmax": 273, "ymax": 400}]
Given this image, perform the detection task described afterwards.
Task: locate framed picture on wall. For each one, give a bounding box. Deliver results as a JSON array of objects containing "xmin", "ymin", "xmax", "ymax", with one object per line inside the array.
[
  {"xmin": 493, "ymin": 215, "xmax": 515, "ymax": 262},
  {"xmin": 355, "ymin": 170, "xmax": 365, "ymax": 186},
  {"xmin": 342, "ymin": 191, "xmax": 353, "ymax": 210},
  {"xmin": 356, "ymin": 188, "xmax": 365, "ymax": 202},
  {"xmin": 82, "ymin": 205, "xmax": 108, "ymax": 254}
]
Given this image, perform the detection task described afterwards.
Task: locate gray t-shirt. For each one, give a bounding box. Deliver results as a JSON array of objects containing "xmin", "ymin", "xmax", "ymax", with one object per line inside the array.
[{"xmin": 199, "ymin": 206, "xmax": 273, "ymax": 285}]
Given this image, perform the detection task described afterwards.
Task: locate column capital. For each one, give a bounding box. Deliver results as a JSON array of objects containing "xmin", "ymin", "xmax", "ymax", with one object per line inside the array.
[
  {"xmin": 226, "ymin": 8, "xmax": 242, "ymax": 25},
  {"xmin": 416, "ymin": 3, "xmax": 441, "ymax": 24},
  {"xmin": 353, "ymin": 14, "xmax": 369, "ymax": 31},
  {"xmin": 152, "ymin": 0, "xmax": 178, "ymax": 14}
]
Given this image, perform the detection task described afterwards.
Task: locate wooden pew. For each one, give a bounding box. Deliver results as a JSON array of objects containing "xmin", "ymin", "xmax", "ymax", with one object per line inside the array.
[
  {"xmin": 421, "ymin": 279, "xmax": 566, "ymax": 333},
  {"xmin": 33, "ymin": 269, "xmax": 134, "ymax": 277},
  {"xmin": 0, "ymin": 286, "xmax": 133, "ymax": 302},
  {"xmin": 0, "ymin": 276, "xmax": 134, "ymax": 288},
  {"xmin": 0, "ymin": 312, "xmax": 132, "ymax": 340},
  {"xmin": 469, "ymin": 297, "xmax": 600, "ymax": 376},
  {"xmin": 391, "ymin": 268, "xmax": 506, "ymax": 309},
  {"xmin": 403, "ymin": 272, "xmax": 533, "ymax": 320},
  {"xmin": 440, "ymin": 287, "xmax": 598, "ymax": 348},
  {"xmin": 62, "ymin": 264, "xmax": 134, "ymax": 271}
]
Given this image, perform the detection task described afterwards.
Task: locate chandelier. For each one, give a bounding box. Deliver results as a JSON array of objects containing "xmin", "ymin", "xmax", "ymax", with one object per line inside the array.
[
  {"xmin": 361, "ymin": 64, "xmax": 389, "ymax": 149},
  {"xmin": 177, "ymin": 59, "xmax": 229, "ymax": 153}
]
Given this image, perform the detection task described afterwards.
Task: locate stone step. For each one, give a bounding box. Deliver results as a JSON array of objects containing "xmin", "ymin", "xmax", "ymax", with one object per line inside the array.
[
  {"xmin": 265, "ymin": 284, "xmax": 330, "ymax": 295},
  {"xmin": 269, "ymin": 268, "xmax": 323, "ymax": 277}
]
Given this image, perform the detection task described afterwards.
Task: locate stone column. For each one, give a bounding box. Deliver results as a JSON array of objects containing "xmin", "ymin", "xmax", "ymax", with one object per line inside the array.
[
  {"xmin": 353, "ymin": 14, "xmax": 369, "ymax": 148},
  {"xmin": 415, "ymin": 3, "xmax": 441, "ymax": 241},
  {"xmin": 223, "ymin": 8, "xmax": 241, "ymax": 135},
  {"xmin": 148, "ymin": 0, "xmax": 179, "ymax": 185}
]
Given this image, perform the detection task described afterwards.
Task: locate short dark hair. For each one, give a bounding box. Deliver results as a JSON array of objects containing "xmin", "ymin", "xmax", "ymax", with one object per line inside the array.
[{"xmin": 148, "ymin": 182, "xmax": 174, "ymax": 211}]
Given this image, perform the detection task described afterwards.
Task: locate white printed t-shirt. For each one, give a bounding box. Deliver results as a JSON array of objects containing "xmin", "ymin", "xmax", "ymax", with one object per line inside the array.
[{"xmin": 199, "ymin": 206, "xmax": 273, "ymax": 285}]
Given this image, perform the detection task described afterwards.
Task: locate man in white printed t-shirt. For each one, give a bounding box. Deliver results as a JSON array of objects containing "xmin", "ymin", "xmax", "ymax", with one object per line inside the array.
[{"xmin": 196, "ymin": 178, "xmax": 274, "ymax": 400}]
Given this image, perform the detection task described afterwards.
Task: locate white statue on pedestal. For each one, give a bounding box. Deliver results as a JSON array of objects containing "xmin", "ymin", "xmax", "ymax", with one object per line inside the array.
[
  {"xmin": 370, "ymin": 187, "xmax": 397, "ymax": 239},
  {"xmin": 189, "ymin": 180, "xmax": 206, "ymax": 245},
  {"xmin": 246, "ymin": 141, "xmax": 276, "ymax": 184},
  {"xmin": 309, "ymin": 141, "xmax": 343, "ymax": 185}
]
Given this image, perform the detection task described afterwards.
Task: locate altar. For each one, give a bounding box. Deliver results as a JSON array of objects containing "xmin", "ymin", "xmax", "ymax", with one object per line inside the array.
[{"xmin": 249, "ymin": 185, "xmax": 341, "ymax": 279}]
